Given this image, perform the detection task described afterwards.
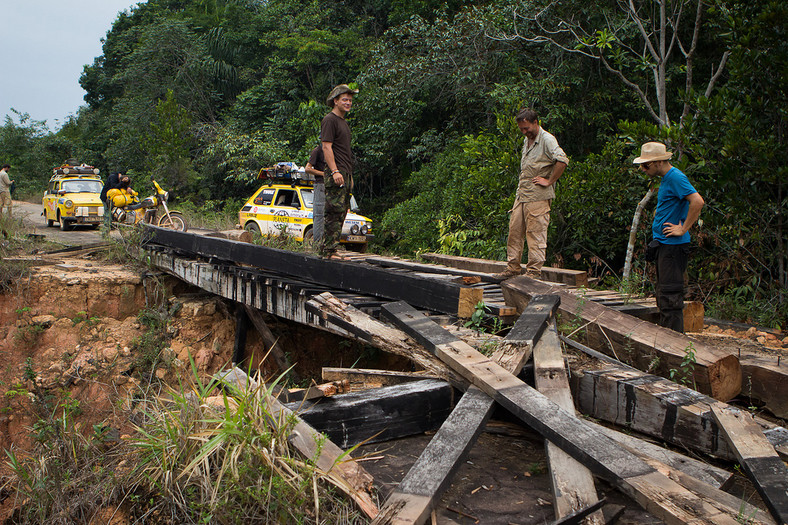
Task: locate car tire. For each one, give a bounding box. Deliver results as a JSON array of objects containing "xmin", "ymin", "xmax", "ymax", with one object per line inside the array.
[
  {"xmin": 58, "ymin": 212, "xmax": 71, "ymax": 231},
  {"xmin": 303, "ymin": 227, "xmax": 314, "ymax": 246},
  {"xmin": 244, "ymin": 222, "xmax": 261, "ymax": 236},
  {"xmin": 45, "ymin": 211, "xmax": 54, "ymax": 227}
]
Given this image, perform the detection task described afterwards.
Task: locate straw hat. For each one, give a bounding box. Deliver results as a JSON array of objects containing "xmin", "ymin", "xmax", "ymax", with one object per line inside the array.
[
  {"xmin": 633, "ymin": 142, "xmax": 673, "ymax": 164},
  {"xmin": 326, "ymin": 84, "xmax": 359, "ymax": 107}
]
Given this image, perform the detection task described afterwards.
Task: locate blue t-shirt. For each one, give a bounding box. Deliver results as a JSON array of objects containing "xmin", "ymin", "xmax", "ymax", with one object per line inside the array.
[{"xmin": 652, "ymin": 167, "xmax": 697, "ymax": 244}]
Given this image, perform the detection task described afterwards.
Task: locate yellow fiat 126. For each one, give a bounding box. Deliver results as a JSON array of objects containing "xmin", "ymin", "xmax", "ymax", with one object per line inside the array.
[
  {"xmin": 238, "ymin": 163, "xmax": 373, "ymax": 251},
  {"xmin": 42, "ymin": 163, "xmax": 104, "ymax": 230}
]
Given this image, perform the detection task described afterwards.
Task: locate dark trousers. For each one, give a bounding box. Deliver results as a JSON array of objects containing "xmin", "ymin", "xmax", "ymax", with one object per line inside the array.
[{"xmin": 655, "ymin": 243, "xmax": 690, "ymax": 333}]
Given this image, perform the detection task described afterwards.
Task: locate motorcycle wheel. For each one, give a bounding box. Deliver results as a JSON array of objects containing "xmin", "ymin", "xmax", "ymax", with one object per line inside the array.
[{"xmin": 158, "ymin": 211, "xmax": 188, "ymax": 232}]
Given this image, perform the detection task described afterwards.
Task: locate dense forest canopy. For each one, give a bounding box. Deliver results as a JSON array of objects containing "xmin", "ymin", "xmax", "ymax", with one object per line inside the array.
[{"xmin": 1, "ymin": 0, "xmax": 786, "ymax": 326}]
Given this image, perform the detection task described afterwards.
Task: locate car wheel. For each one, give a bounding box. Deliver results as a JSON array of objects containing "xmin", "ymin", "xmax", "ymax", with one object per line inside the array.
[
  {"xmin": 45, "ymin": 210, "xmax": 54, "ymax": 227},
  {"xmin": 58, "ymin": 212, "xmax": 71, "ymax": 231},
  {"xmin": 244, "ymin": 222, "xmax": 262, "ymax": 236},
  {"xmin": 303, "ymin": 227, "xmax": 314, "ymax": 246}
]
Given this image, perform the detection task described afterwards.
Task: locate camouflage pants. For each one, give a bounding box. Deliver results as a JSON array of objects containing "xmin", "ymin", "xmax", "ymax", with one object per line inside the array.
[{"xmin": 320, "ymin": 173, "xmax": 350, "ymax": 256}]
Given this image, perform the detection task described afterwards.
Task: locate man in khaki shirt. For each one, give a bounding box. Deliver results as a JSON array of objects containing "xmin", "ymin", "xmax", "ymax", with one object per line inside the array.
[
  {"xmin": 494, "ymin": 108, "xmax": 568, "ymax": 280},
  {"xmin": 0, "ymin": 165, "xmax": 13, "ymax": 218}
]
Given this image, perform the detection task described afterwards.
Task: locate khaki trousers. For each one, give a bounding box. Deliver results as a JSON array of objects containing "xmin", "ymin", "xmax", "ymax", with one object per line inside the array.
[{"xmin": 506, "ymin": 200, "xmax": 550, "ymax": 276}]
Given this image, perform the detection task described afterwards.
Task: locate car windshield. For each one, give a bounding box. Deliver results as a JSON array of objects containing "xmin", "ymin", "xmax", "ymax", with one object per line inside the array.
[
  {"xmin": 62, "ymin": 180, "xmax": 102, "ymax": 193},
  {"xmin": 300, "ymin": 188, "xmax": 314, "ymax": 208}
]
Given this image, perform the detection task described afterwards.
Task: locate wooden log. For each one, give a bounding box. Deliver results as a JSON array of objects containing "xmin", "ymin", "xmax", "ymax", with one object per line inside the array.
[
  {"xmin": 421, "ymin": 252, "xmax": 588, "ymax": 286},
  {"xmin": 285, "ymin": 380, "xmax": 349, "ymax": 402},
  {"xmin": 204, "ymin": 229, "xmax": 253, "ymax": 243},
  {"xmin": 501, "ymin": 275, "xmax": 741, "ymax": 401},
  {"xmin": 740, "ymin": 356, "xmax": 788, "ymax": 419},
  {"xmin": 364, "ymin": 256, "xmax": 499, "ymax": 282},
  {"xmin": 286, "ymin": 379, "xmax": 456, "ymax": 448},
  {"xmin": 710, "ymin": 405, "xmax": 788, "ymax": 525},
  {"xmin": 381, "ymin": 301, "xmax": 762, "ymax": 525},
  {"xmin": 322, "ymin": 367, "xmax": 440, "ymax": 390},
  {"xmin": 571, "ymin": 363, "xmax": 788, "ymax": 461},
  {"xmin": 143, "ymin": 226, "xmax": 483, "ymax": 318},
  {"xmin": 372, "ymin": 296, "xmax": 559, "ymax": 525},
  {"xmin": 533, "ymin": 324, "xmax": 603, "ymax": 524},
  {"xmin": 214, "ymin": 367, "xmax": 378, "ymax": 518}
]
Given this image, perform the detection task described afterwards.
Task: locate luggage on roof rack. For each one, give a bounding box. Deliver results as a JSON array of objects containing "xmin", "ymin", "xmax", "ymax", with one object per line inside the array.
[
  {"xmin": 53, "ymin": 163, "xmax": 100, "ymax": 176},
  {"xmin": 257, "ymin": 162, "xmax": 316, "ymax": 185}
]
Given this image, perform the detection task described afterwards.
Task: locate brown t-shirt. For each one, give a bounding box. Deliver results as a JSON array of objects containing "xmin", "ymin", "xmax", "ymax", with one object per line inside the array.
[
  {"xmin": 321, "ymin": 112, "xmax": 353, "ymax": 176},
  {"xmin": 308, "ymin": 146, "xmax": 325, "ymax": 180}
]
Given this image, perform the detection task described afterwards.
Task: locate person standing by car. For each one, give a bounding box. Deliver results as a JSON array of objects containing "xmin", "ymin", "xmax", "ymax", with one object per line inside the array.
[
  {"xmin": 494, "ymin": 108, "xmax": 569, "ymax": 280},
  {"xmin": 100, "ymin": 172, "xmax": 127, "ymax": 235},
  {"xmin": 320, "ymin": 84, "xmax": 358, "ymax": 259},
  {"xmin": 304, "ymin": 145, "xmax": 326, "ymax": 245},
  {"xmin": 0, "ymin": 165, "xmax": 13, "ymax": 218},
  {"xmin": 634, "ymin": 142, "xmax": 704, "ymax": 333}
]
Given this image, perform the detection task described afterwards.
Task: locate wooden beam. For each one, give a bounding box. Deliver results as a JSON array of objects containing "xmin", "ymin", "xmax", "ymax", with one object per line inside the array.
[
  {"xmin": 286, "ymin": 379, "xmax": 455, "ymax": 449},
  {"xmin": 363, "ymin": 256, "xmax": 499, "ymax": 282},
  {"xmin": 380, "ymin": 301, "xmax": 758, "ymax": 525},
  {"xmin": 372, "ymin": 296, "xmax": 559, "ymax": 525},
  {"xmin": 533, "ymin": 324, "xmax": 603, "ymax": 524},
  {"xmin": 322, "ymin": 368, "xmax": 440, "ymax": 390},
  {"xmin": 710, "ymin": 405, "xmax": 788, "ymax": 525},
  {"xmin": 421, "ymin": 252, "xmax": 588, "ymax": 286},
  {"xmin": 740, "ymin": 356, "xmax": 788, "ymax": 419},
  {"xmin": 215, "ymin": 367, "xmax": 378, "ymax": 519},
  {"xmin": 143, "ymin": 226, "xmax": 483, "ymax": 317},
  {"xmin": 501, "ymin": 275, "xmax": 741, "ymax": 401},
  {"xmin": 571, "ymin": 363, "xmax": 788, "ymax": 461}
]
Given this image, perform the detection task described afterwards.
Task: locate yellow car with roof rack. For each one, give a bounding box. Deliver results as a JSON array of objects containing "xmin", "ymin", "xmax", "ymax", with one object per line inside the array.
[
  {"xmin": 238, "ymin": 163, "xmax": 373, "ymax": 251},
  {"xmin": 42, "ymin": 162, "xmax": 105, "ymax": 230}
]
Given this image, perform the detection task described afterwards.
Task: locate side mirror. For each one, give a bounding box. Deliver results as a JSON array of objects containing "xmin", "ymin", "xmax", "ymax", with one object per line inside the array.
[{"xmin": 58, "ymin": 189, "xmax": 66, "ymax": 195}]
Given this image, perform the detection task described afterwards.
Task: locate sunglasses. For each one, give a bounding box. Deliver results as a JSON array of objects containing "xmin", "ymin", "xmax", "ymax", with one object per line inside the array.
[{"xmin": 639, "ymin": 162, "xmax": 653, "ymax": 170}]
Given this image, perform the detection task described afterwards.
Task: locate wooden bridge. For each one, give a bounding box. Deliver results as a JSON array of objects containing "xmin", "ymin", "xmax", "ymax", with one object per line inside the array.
[{"xmin": 140, "ymin": 225, "xmax": 788, "ymax": 525}]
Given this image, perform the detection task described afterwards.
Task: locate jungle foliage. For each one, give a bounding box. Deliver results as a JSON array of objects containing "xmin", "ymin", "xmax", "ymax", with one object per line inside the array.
[{"xmin": 1, "ymin": 0, "xmax": 785, "ymax": 325}]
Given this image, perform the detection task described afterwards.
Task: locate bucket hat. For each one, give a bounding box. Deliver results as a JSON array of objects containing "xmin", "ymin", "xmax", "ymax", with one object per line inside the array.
[
  {"xmin": 326, "ymin": 84, "xmax": 359, "ymax": 107},
  {"xmin": 633, "ymin": 142, "xmax": 673, "ymax": 164}
]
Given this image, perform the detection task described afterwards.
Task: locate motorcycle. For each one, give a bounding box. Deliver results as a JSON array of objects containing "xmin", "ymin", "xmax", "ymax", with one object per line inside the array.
[{"xmin": 110, "ymin": 178, "xmax": 188, "ymax": 231}]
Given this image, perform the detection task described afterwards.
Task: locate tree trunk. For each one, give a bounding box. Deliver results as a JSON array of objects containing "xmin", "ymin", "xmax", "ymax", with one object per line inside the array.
[{"xmin": 622, "ymin": 187, "xmax": 654, "ymax": 284}]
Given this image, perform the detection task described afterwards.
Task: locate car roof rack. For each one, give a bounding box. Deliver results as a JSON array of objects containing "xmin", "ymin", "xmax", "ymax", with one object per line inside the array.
[
  {"xmin": 51, "ymin": 164, "xmax": 101, "ymax": 179},
  {"xmin": 258, "ymin": 162, "xmax": 316, "ymax": 187}
]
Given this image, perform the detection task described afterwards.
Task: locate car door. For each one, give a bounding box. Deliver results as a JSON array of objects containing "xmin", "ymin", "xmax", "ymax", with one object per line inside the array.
[{"xmin": 270, "ymin": 188, "xmax": 300, "ymax": 236}]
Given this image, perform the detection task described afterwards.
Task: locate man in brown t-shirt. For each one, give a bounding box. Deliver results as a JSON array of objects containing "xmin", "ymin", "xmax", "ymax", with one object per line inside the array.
[{"xmin": 320, "ymin": 84, "xmax": 358, "ymax": 258}]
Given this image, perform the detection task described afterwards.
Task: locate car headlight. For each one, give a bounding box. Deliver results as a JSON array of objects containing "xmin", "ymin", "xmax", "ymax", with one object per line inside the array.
[
  {"xmin": 64, "ymin": 200, "xmax": 74, "ymax": 209},
  {"xmin": 360, "ymin": 224, "xmax": 368, "ymax": 235},
  {"xmin": 350, "ymin": 224, "xmax": 360, "ymax": 235}
]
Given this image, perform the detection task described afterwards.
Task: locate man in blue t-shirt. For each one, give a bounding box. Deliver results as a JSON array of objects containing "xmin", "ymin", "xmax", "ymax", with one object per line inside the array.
[{"xmin": 634, "ymin": 142, "xmax": 704, "ymax": 333}]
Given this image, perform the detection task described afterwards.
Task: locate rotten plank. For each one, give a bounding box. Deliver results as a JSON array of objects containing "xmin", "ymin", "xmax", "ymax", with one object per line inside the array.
[
  {"xmin": 710, "ymin": 405, "xmax": 788, "ymax": 525},
  {"xmin": 381, "ymin": 301, "xmax": 760, "ymax": 525},
  {"xmin": 501, "ymin": 275, "xmax": 741, "ymax": 401},
  {"xmin": 372, "ymin": 296, "xmax": 559, "ymax": 525},
  {"xmin": 143, "ymin": 226, "xmax": 482, "ymax": 317}
]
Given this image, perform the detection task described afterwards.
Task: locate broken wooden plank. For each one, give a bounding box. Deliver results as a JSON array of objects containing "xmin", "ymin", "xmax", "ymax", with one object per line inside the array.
[
  {"xmin": 305, "ymin": 292, "xmax": 463, "ymax": 387},
  {"xmin": 710, "ymin": 405, "xmax": 788, "ymax": 525},
  {"xmin": 143, "ymin": 226, "xmax": 483, "ymax": 317},
  {"xmin": 533, "ymin": 323, "xmax": 603, "ymax": 524},
  {"xmin": 501, "ymin": 275, "xmax": 741, "ymax": 401},
  {"xmin": 421, "ymin": 252, "xmax": 588, "ymax": 286},
  {"xmin": 286, "ymin": 380, "xmax": 349, "ymax": 403},
  {"xmin": 215, "ymin": 367, "xmax": 378, "ymax": 518},
  {"xmin": 287, "ymin": 379, "xmax": 455, "ymax": 448},
  {"xmin": 381, "ymin": 301, "xmax": 759, "ymax": 525},
  {"xmin": 372, "ymin": 296, "xmax": 560, "ymax": 525},
  {"xmin": 321, "ymin": 367, "xmax": 440, "ymax": 390},
  {"xmin": 571, "ymin": 362, "xmax": 788, "ymax": 461}
]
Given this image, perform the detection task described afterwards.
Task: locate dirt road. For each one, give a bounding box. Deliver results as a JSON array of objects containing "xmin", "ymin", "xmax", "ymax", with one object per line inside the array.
[{"xmin": 12, "ymin": 199, "xmax": 123, "ymax": 246}]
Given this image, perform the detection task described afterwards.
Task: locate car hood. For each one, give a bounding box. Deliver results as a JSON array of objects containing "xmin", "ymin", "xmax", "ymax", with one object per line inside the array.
[{"xmin": 61, "ymin": 194, "xmax": 103, "ymax": 205}]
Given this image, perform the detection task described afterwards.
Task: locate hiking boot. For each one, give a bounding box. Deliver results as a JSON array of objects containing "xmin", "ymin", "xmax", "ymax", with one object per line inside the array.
[{"xmin": 491, "ymin": 268, "xmax": 522, "ymax": 281}]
